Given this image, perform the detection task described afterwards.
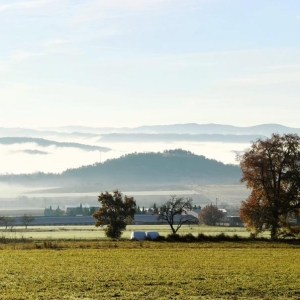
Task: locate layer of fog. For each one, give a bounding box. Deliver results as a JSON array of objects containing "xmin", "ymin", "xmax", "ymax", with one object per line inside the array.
[{"xmin": 0, "ymin": 140, "xmax": 250, "ymax": 174}]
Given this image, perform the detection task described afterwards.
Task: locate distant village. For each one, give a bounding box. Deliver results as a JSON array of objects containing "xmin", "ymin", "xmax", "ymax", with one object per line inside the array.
[
  {"xmin": 43, "ymin": 203, "xmax": 202, "ymax": 217},
  {"xmin": 41, "ymin": 203, "xmax": 243, "ymax": 227}
]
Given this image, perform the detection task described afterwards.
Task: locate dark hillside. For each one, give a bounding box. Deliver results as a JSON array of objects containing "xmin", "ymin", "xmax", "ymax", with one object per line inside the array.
[
  {"xmin": 0, "ymin": 149, "xmax": 241, "ymax": 187},
  {"xmin": 62, "ymin": 149, "xmax": 241, "ymax": 185}
]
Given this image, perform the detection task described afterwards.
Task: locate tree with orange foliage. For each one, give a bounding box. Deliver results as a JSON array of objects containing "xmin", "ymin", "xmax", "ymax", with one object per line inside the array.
[
  {"xmin": 239, "ymin": 133, "xmax": 300, "ymax": 239},
  {"xmin": 198, "ymin": 204, "xmax": 225, "ymax": 226}
]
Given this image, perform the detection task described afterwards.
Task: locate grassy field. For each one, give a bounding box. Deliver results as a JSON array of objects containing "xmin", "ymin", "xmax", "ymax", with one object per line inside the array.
[
  {"xmin": 0, "ymin": 224, "xmax": 263, "ymax": 240},
  {"xmin": 1, "ymin": 239, "xmax": 300, "ymax": 299},
  {"xmin": 0, "ymin": 226, "xmax": 297, "ymax": 299}
]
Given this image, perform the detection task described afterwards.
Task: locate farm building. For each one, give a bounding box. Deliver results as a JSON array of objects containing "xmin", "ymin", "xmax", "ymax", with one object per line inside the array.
[{"xmin": 5, "ymin": 212, "xmax": 199, "ymax": 227}]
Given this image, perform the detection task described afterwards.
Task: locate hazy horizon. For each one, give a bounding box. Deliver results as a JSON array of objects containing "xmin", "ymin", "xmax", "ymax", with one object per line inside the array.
[
  {"xmin": 1, "ymin": 1, "xmax": 300, "ymax": 129},
  {"xmin": 1, "ymin": 121, "xmax": 299, "ymax": 174}
]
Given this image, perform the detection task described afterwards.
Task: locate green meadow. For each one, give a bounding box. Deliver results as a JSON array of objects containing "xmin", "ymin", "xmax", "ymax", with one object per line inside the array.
[
  {"xmin": 1, "ymin": 241, "xmax": 300, "ymax": 299},
  {"xmin": 0, "ymin": 224, "xmax": 260, "ymax": 240},
  {"xmin": 1, "ymin": 225, "xmax": 300, "ymax": 299}
]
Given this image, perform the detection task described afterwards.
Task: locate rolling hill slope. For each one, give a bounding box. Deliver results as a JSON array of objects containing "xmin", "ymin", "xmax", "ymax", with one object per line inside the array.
[{"xmin": 0, "ymin": 149, "xmax": 241, "ymax": 187}]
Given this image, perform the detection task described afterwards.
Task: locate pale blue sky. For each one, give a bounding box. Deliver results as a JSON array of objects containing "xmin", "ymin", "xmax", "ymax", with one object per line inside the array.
[{"xmin": 1, "ymin": 0, "xmax": 300, "ymax": 128}]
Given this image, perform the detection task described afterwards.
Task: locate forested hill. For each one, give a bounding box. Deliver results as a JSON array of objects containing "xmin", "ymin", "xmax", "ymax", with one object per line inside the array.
[
  {"xmin": 61, "ymin": 149, "xmax": 241, "ymax": 185},
  {"xmin": 0, "ymin": 149, "xmax": 242, "ymax": 187}
]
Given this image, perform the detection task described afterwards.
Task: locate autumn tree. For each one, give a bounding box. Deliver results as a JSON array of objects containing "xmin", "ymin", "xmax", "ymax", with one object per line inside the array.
[
  {"xmin": 154, "ymin": 195, "xmax": 195, "ymax": 234},
  {"xmin": 20, "ymin": 214, "xmax": 35, "ymax": 229},
  {"xmin": 238, "ymin": 133, "xmax": 300, "ymax": 239},
  {"xmin": 93, "ymin": 190, "xmax": 136, "ymax": 239},
  {"xmin": 198, "ymin": 204, "xmax": 225, "ymax": 226}
]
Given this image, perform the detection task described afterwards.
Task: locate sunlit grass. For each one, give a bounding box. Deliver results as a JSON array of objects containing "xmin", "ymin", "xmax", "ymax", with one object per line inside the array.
[
  {"xmin": 0, "ymin": 224, "xmax": 258, "ymax": 240},
  {"xmin": 1, "ymin": 241, "xmax": 300, "ymax": 299}
]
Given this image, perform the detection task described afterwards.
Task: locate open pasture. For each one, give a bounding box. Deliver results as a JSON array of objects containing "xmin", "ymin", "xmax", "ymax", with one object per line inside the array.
[
  {"xmin": 1, "ymin": 240, "xmax": 300, "ymax": 299},
  {"xmin": 0, "ymin": 224, "xmax": 257, "ymax": 240}
]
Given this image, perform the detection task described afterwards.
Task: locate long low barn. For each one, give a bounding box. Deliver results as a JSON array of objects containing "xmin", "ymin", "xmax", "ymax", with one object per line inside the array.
[{"xmin": 4, "ymin": 214, "xmax": 199, "ymax": 226}]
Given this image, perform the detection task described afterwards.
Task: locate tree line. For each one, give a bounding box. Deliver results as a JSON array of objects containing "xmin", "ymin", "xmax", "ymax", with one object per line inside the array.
[
  {"xmin": 93, "ymin": 191, "xmax": 227, "ymax": 238},
  {"xmin": 44, "ymin": 205, "xmax": 99, "ymax": 217},
  {"xmin": 0, "ymin": 215, "xmax": 35, "ymax": 230}
]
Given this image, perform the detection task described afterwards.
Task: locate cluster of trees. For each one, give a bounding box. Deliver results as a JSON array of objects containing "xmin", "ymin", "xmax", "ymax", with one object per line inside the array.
[
  {"xmin": 92, "ymin": 191, "xmax": 226, "ymax": 238},
  {"xmin": 93, "ymin": 191, "xmax": 201, "ymax": 238},
  {"xmin": 135, "ymin": 203, "xmax": 201, "ymax": 215},
  {"xmin": 0, "ymin": 215, "xmax": 35, "ymax": 230},
  {"xmin": 135, "ymin": 205, "xmax": 155, "ymax": 214},
  {"xmin": 0, "ymin": 216, "xmax": 15, "ymax": 231},
  {"xmin": 66, "ymin": 205, "xmax": 98, "ymax": 216},
  {"xmin": 44, "ymin": 205, "xmax": 99, "ymax": 217},
  {"xmin": 44, "ymin": 206, "xmax": 65, "ymax": 217}
]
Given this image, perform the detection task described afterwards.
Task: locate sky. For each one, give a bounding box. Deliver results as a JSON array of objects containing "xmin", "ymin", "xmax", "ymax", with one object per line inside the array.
[{"xmin": 1, "ymin": 0, "xmax": 300, "ymax": 128}]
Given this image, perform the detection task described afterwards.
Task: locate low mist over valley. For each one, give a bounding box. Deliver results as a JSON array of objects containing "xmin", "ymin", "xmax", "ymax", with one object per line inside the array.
[
  {"xmin": 0, "ymin": 123, "xmax": 294, "ymax": 174},
  {"xmin": 0, "ymin": 123, "xmax": 298, "ymax": 213}
]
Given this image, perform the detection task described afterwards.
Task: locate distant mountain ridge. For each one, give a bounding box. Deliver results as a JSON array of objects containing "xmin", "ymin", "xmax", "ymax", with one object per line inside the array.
[
  {"xmin": 1, "ymin": 124, "xmax": 299, "ymax": 139},
  {"xmin": 98, "ymin": 133, "xmax": 265, "ymax": 143},
  {"xmin": 45, "ymin": 123, "xmax": 300, "ymax": 135}
]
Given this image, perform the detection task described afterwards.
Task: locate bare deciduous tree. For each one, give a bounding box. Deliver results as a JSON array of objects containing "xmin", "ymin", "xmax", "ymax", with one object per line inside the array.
[
  {"xmin": 0, "ymin": 216, "xmax": 16, "ymax": 231},
  {"xmin": 154, "ymin": 196, "xmax": 195, "ymax": 234},
  {"xmin": 20, "ymin": 214, "xmax": 35, "ymax": 229}
]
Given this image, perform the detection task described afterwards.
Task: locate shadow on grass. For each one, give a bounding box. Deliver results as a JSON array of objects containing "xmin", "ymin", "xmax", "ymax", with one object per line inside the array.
[
  {"xmin": 0, "ymin": 234, "xmax": 30, "ymax": 244},
  {"xmin": 152, "ymin": 233, "xmax": 300, "ymax": 245}
]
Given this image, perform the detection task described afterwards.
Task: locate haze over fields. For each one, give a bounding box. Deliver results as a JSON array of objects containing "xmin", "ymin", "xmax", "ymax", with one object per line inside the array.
[{"xmin": 0, "ymin": 137, "xmax": 249, "ymax": 174}]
